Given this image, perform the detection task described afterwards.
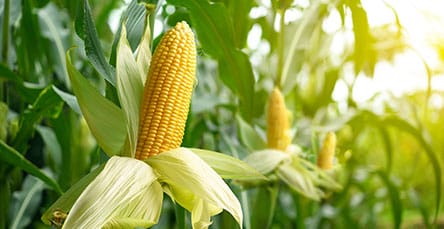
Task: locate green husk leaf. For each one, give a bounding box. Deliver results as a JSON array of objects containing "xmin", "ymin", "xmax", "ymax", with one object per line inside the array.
[
  {"xmin": 116, "ymin": 25, "xmax": 144, "ymax": 157},
  {"xmin": 190, "ymin": 148, "xmax": 267, "ymax": 181},
  {"xmin": 146, "ymin": 148, "xmax": 243, "ymax": 228},
  {"xmin": 66, "ymin": 49, "xmax": 127, "ymax": 156},
  {"xmin": 243, "ymin": 149, "xmax": 290, "ymax": 174},
  {"xmin": 41, "ymin": 164, "xmax": 104, "ymax": 225},
  {"xmin": 276, "ymin": 162, "xmax": 321, "ymax": 201},
  {"xmin": 135, "ymin": 14, "xmax": 152, "ymax": 82},
  {"xmin": 63, "ymin": 157, "xmax": 159, "ymax": 228},
  {"xmin": 102, "ymin": 218, "xmax": 156, "ymax": 229}
]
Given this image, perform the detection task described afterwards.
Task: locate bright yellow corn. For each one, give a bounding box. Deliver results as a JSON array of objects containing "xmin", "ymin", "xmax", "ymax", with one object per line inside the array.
[
  {"xmin": 135, "ymin": 21, "xmax": 196, "ymax": 160},
  {"xmin": 317, "ymin": 132, "xmax": 336, "ymax": 170},
  {"xmin": 266, "ymin": 88, "xmax": 291, "ymax": 151}
]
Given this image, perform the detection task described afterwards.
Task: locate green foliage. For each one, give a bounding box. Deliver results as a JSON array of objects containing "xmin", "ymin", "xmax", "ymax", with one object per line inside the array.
[{"xmin": 0, "ymin": 0, "xmax": 442, "ymax": 228}]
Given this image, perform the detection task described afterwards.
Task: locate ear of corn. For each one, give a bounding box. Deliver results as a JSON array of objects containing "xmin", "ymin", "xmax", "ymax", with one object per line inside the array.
[
  {"xmin": 135, "ymin": 21, "xmax": 196, "ymax": 160},
  {"xmin": 266, "ymin": 88, "xmax": 291, "ymax": 151},
  {"xmin": 317, "ymin": 132, "xmax": 337, "ymax": 170}
]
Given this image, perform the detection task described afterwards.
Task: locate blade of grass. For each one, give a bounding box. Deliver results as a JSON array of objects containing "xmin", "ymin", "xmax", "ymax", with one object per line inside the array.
[
  {"xmin": 0, "ymin": 140, "xmax": 62, "ymax": 194},
  {"xmin": 377, "ymin": 170, "xmax": 402, "ymax": 229},
  {"xmin": 382, "ymin": 116, "xmax": 441, "ymax": 224},
  {"xmin": 76, "ymin": 0, "xmax": 116, "ymax": 85}
]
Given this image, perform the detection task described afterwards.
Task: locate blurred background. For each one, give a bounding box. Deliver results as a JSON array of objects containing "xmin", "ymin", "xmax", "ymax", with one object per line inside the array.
[{"xmin": 0, "ymin": 0, "xmax": 443, "ymax": 228}]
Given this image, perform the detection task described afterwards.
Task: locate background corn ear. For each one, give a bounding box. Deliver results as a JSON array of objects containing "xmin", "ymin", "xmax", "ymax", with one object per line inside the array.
[
  {"xmin": 317, "ymin": 132, "xmax": 337, "ymax": 170},
  {"xmin": 135, "ymin": 21, "xmax": 196, "ymax": 160},
  {"xmin": 266, "ymin": 88, "xmax": 291, "ymax": 151}
]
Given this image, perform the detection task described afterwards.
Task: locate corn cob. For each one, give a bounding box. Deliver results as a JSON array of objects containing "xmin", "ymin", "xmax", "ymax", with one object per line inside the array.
[
  {"xmin": 135, "ymin": 21, "xmax": 196, "ymax": 160},
  {"xmin": 317, "ymin": 132, "xmax": 336, "ymax": 170},
  {"xmin": 266, "ymin": 88, "xmax": 291, "ymax": 151}
]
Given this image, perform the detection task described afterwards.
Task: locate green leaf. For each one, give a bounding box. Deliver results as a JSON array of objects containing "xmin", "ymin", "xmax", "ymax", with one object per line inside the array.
[
  {"xmin": 227, "ymin": 0, "xmax": 255, "ymax": 49},
  {"xmin": 63, "ymin": 157, "xmax": 160, "ymax": 228},
  {"xmin": 110, "ymin": 0, "xmax": 147, "ymax": 66},
  {"xmin": 116, "ymin": 25, "xmax": 144, "ymax": 157},
  {"xmin": 377, "ymin": 171, "xmax": 402, "ymax": 229},
  {"xmin": 41, "ymin": 164, "xmax": 104, "ymax": 225},
  {"xmin": 103, "ymin": 218, "xmax": 156, "ymax": 229},
  {"xmin": 0, "ymin": 63, "xmax": 21, "ymax": 83},
  {"xmin": 236, "ymin": 115, "xmax": 266, "ymax": 151},
  {"xmin": 168, "ymin": 0, "xmax": 255, "ymax": 121},
  {"xmin": 36, "ymin": 126, "xmax": 63, "ymax": 174},
  {"xmin": 52, "ymin": 86, "xmax": 81, "ymax": 114},
  {"xmin": 135, "ymin": 15, "xmax": 152, "ymax": 82},
  {"xmin": 0, "ymin": 140, "xmax": 62, "ymax": 194},
  {"xmin": 189, "ymin": 148, "xmax": 267, "ymax": 181},
  {"xmin": 9, "ymin": 175, "xmax": 45, "ymax": 229},
  {"xmin": 76, "ymin": 0, "xmax": 116, "ymax": 85},
  {"xmin": 243, "ymin": 150, "xmax": 290, "ymax": 174},
  {"xmin": 37, "ymin": 3, "xmax": 70, "ymax": 85},
  {"xmin": 381, "ymin": 116, "xmax": 441, "ymax": 224},
  {"xmin": 347, "ymin": 0, "xmax": 374, "ymax": 75},
  {"xmin": 276, "ymin": 162, "xmax": 320, "ymax": 201},
  {"xmin": 66, "ymin": 49, "xmax": 127, "ymax": 156},
  {"xmin": 250, "ymin": 186, "xmax": 279, "ymax": 229},
  {"xmin": 11, "ymin": 86, "xmax": 64, "ymax": 153},
  {"xmin": 0, "ymin": 102, "xmax": 7, "ymax": 141},
  {"xmin": 281, "ymin": 1, "xmax": 326, "ymax": 88},
  {"xmin": 147, "ymin": 148, "xmax": 243, "ymax": 227}
]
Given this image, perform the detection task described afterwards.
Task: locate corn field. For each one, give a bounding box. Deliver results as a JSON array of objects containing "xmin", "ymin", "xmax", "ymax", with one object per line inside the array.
[{"xmin": 0, "ymin": 0, "xmax": 443, "ymax": 228}]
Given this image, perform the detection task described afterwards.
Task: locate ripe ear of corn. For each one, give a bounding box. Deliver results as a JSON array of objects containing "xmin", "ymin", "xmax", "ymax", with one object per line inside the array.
[
  {"xmin": 317, "ymin": 132, "xmax": 337, "ymax": 170},
  {"xmin": 135, "ymin": 21, "xmax": 196, "ymax": 160},
  {"xmin": 266, "ymin": 88, "xmax": 291, "ymax": 151}
]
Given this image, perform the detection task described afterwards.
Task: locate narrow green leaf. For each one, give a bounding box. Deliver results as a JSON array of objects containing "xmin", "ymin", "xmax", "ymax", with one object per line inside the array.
[
  {"xmin": 37, "ymin": 3, "xmax": 70, "ymax": 85},
  {"xmin": 251, "ymin": 186, "xmax": 279, "ymax": 229},
  {"xmin": 52, "ymin": 86, "xmax": 81, "ymax": 114},
  {"xmin": 0, "ymin": 102, "xmax": 7, "ymax": 141},
  {"xmin": 135, "ymin": 15, "xmax": 152, "ymax": 82},
  {"xmin": 382, "ymin": 116, "xmax": 441, "ymax": 224},
  {"xmin": 347, "ymin": 0, "xmax": 373, "ymax": 75},
  {"xmin": 77, "ymin": 0, "xmax": 116, "ymax": 85},
  {"xmin": 41, "ymin": 164, "xmax": 104, "ymax": 225},
  {"xmin": 9, "ymin": 176, "xmax": 45, "ymax": 229},
  {"xmin": 110, "ymin": 0, "xmax": 147, "ymax": 66},
  {"xmin": 36, "ymin": 126, "xmax": 62, "ymax": 174},
  {"xmin": 0, "ymin": 140, "xmax": 62, "ymax": 194},
  {"xmin": 168, "ymin": 0, "xmax": 255, "ymax": 121},
  {"xmin": 11, "ymin": 86, "xmax": 64, "ymax": 153},
  {"xmin": 281, "ymin": 1, "xmax": 326, "ymax": 88},
  {"xmin": 377, "ymin": 171, "xmax": 402, "ymax": 229},
  {"xmin": 236, "ymin": 115, "xmax": 266, "ymax": 151},
  {"xmin": 407, "ymin": 188, "xmax": 430, "ymax": 228},
  {"xmin": 66, "ymin": 49, "xmax": 127, "ymax": 156},
  {"xmin": 0, "ymin": 63, "xmax": 21, "ymax": 83},
  {"xmin": 116, "ymin": 25, "xmax": 144, "ymax": 157},
  {"xmin": 189, "ymin": 148, "xmax": 267, "ymax": 181}
]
